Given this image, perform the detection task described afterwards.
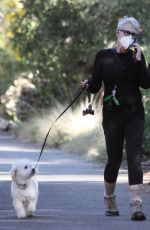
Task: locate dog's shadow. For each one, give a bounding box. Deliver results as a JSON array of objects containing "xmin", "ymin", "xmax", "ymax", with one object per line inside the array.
[{"xmin": 0, "ymin": 211, "xmax": 58, "ymax": 222}]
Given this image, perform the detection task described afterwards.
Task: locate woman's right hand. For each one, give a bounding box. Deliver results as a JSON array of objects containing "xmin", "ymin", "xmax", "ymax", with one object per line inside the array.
[{"xmin": 80, "ymin": 80, "xmax": 89, "ymax": 90}]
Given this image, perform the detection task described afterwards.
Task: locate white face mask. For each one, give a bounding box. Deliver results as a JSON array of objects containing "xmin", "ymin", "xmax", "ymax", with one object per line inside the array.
[{"xmin": 119, "ymin": 35, "xmax": 134, "ymax": 49}]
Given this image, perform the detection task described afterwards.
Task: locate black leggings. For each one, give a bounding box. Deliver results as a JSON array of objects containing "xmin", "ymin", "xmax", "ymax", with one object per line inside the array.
[{"xmin": 103, "ymin": 108, "xmax": 144, "ymax": 185}]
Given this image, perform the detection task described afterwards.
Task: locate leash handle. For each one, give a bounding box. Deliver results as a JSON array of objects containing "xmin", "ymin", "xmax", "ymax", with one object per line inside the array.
[{"xmin": 35, "ymin": 88, "xmax": 85, "ymax": 168}]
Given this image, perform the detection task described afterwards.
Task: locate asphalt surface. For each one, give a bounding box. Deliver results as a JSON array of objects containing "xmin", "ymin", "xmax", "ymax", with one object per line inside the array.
[{"xmin": 0, "ymin": 132, "xmax": 150, "ymax": 230}]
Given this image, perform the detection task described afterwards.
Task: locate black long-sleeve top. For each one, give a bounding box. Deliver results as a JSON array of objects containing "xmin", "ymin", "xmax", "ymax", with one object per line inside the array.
[{"xmin": 89, "ymin": 49, "xmax": 150, "ymax": 109}]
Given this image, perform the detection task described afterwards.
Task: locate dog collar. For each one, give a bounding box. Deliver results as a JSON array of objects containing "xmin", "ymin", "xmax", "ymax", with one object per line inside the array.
[{"xmin": 16, "ymin": 183, "xmax": 27, "ymax": 190}]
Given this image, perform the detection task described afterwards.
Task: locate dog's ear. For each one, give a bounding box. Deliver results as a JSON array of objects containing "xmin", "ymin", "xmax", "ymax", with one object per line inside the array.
[{"xmin": 10, "ymin": 168, "xmax": 17, "ymax": 181}]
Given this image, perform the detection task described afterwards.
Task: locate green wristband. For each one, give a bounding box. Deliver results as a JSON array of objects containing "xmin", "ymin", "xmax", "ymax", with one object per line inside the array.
[
  {"xmin": 103, "ymin": 95, "xmax": 112, "ymax": 102},
  {"xmin": 113, "ymin": 96, "xmax": 120, "ymax": 106}
]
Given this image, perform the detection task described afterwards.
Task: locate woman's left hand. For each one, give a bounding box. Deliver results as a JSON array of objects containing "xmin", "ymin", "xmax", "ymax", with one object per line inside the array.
[{"xmin": 132, "ymin": 42, "xmax": 141, "ymax": 61}]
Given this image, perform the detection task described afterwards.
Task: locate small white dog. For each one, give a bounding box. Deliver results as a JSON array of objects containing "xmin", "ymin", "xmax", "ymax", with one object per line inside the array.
[{"xmin": 10, "ymin": 159, "xmax": 39, "ymax": 219}]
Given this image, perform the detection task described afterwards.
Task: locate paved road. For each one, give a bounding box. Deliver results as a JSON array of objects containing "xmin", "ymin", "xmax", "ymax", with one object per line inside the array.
[{"xmin": 0, "ymin": 132, "xmax": 150, "ymax": 230}]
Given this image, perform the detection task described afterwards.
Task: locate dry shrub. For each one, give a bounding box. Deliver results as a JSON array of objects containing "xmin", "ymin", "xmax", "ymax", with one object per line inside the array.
[{"xmin": 16, "ymin": 102, "xmax": 106, "ymax": 161}]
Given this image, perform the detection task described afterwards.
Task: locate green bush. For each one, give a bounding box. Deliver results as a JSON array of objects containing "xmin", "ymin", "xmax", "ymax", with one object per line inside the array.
[
  {"xmin": 0, "ymin": 48, "xmax": 25, "ymax": 95},
  {"xmin": 143, "ymin": 89, "xmax": 150, "ymax": 152}
]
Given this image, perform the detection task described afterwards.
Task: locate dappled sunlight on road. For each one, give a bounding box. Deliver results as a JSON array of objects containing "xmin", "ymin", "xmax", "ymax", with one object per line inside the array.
[
  {"xmin": 0, "ymin": 133, "xmax": 128, "ymax": 184},
  {"xmin": 0, "ymin": 145, "xmax": 39, "ymax": 152},
  {"xmin": 0, "ymin": 169, "xmax": 128, "ymax": 183}
]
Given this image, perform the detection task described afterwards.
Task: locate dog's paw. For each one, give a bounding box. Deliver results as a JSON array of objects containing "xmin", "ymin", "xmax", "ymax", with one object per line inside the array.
[
  {"xmin": 17, "ymin": 214, "xmax": 27, "ymax": 219},
  {"xmin": 27, "ymin": 203, "xmax": 36, "ymax": 214},
  {"xmin": 26, "ymin": 212, "xmax": 33, "ymax": 218}
]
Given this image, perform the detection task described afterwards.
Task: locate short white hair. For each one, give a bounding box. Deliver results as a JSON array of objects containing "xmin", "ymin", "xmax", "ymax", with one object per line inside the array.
[{"xmin": 117, "ymin": 16, "xmax": 140, "ymax": 34}]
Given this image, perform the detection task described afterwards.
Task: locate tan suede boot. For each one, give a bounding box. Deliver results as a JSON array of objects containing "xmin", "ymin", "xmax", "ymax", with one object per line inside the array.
[
  {"xmin": 129, "ymin": 184, "xmax": 146, "ymax": 221},
  {"xmin": 104, "ymin": 181, "xmax": 119, "ymax": 216},
  {"xmin": 104, "ymin": 194, "xmax": 119, "ymax": 216}
]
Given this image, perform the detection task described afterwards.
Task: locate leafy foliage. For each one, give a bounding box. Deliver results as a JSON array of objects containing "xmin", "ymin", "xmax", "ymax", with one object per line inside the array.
[
  {"xmin": 4, "ymin": 0, "xmax": 108, "ymax": 106},
  {"xmin": 0, "ymin": 48, "xmax": 24, "ymax": 94},
  {"xmin": 4, "ymin": 0, "xmax": 150, "ymax": 104}
]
